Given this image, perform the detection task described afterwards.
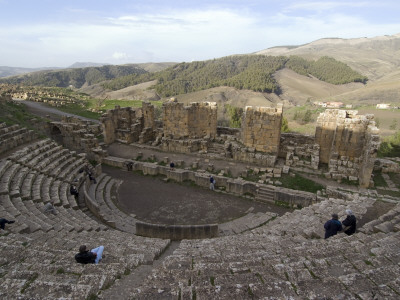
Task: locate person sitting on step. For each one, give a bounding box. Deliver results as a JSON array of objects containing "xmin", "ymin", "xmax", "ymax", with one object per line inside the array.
[{"xmin": 75, "ymin": 245, "xmax": 104, "ymax": 264}]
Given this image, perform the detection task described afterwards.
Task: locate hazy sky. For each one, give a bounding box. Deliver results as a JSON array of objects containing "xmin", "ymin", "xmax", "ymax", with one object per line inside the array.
[{"xmin": 1, "ymin": 0, "xmax": 399, "ymax": 68}]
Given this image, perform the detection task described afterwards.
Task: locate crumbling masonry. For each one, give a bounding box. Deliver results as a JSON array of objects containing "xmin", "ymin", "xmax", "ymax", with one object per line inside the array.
[
  {"xmin": 100, "ymin": 102, "xmax": 380, "ymax": 187},
  {"xmin": 315, "ymin": 109, "xmax": 380, "ymax": 188}
]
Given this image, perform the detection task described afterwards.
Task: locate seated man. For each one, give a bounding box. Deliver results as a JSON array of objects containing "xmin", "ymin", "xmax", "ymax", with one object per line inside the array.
[
  {"xmin": 70, "ymin": 185, "xmax": 79, "ymax": 199},
  {"xmin": 324, "ymin": 213, "xmax": 342, "ymax": 239},
  {"xmin": 75, "ymin": 245, "xmax": 104, "ymax": 264}
]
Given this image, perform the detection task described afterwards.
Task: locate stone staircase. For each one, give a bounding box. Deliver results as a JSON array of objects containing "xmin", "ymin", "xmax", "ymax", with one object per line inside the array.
[
  {"xmin": 255, "ymin": 185, "xmax": 275, "ymax": 203},
  {"xmin": 206, "ymin": 142, "xmax": 226, "ymax": 157}
]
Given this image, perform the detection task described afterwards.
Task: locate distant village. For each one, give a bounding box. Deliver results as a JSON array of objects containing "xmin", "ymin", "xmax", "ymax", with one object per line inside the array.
[{"xmin": 313, "ymin": 101, "xmax": 399, "ymax": 110}]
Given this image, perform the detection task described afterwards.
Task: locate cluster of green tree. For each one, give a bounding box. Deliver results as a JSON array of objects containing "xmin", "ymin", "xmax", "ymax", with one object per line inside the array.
[
  {"xmin": 1, "ymin": 55, "xmax": 367, "ymax": 96},
  {"xmin": 0, "ymin": 65, "xmax": 148, "ymax": 88},
  {"xmin": 285, "ymin": 56, "xmax": 368, "ymax": 84},
  {"xmin": 102, "ymin": 55, "xmax": 367, "ymax": 96},
  {"xmin": 378, "ymin": 130, "xmax": 400, "ymax": 157},
  {"xmin": 225, "ymin": 104, "xmax": 243, "ymax": 128}
]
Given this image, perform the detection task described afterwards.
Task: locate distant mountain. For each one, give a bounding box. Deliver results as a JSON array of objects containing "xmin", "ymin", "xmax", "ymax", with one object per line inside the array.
[
  {"xmin": 254, "ymin": 32, "xmax": 400, "ymax": 105},
  {"xmin": 256, "ymin": 33, "xmax": 400, "ymax": 81},
  {"xmin": 0, "ymin": 65, "xmax": 148, "ymax": 88},
  {"xmin": 0, "ymin": 62, "xmax": 177, "ymax": 88},
  {"xmin": 0, "ymin": 66, "xmax": 59, "ymax": 78},
  {"xmin": 68, "ymin": 62, "xmax": 108, "ymax": 68}
]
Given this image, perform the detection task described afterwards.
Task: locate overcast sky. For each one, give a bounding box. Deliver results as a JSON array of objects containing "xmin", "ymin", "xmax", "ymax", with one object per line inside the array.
[{"xmin": 1, "ymin": 0, "xmax": 399, "ymax": 68}]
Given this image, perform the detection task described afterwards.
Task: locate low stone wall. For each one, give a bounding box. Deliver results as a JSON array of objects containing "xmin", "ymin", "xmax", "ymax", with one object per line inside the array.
[
  {"xmin": 161, "ymin": 138, "xmax": 207, "ymax": 154},
  {"xmin": 136, "ymin": 221, "xmax": 218, "ymax": 240},
  {"xmin": 374, "ymin": 158, "xmax": 400, "ymax": 173},
  {"xmin": 217, "ymin": 126, "xmax": 241, "ymax": 137},
  {"xmin": 102, "ymin": 156, "xmax": 317, "ymax": 208},
  {"xmin": 274, "ymin": 188, "xmax": 316, "ymax": 208}
]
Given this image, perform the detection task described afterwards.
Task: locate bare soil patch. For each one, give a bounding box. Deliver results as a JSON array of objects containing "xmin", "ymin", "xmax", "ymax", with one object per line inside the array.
[{"xmin": 103, "ymin": 165, "xmax": 292, "ymax": 225}]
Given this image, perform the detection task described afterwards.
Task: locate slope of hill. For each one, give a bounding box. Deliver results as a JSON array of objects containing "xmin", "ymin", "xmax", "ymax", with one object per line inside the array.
[
  {"xmin": 0, "ymin": 66, "xmax": 60, "ymax": 78},
  {"xmin": 256, "ymin": 33, "xmax": 400, "ymax": 81},
  {"xmin": 102, "ymin": 55, "xmax": 366, "ymax": 97},
  {"xmin": 0, "ymin": 65, "xmax": 148, "ymax": 88},
  {"xmin": 68, "ymin": 62, "xmax": 108, "ymax": 68}
]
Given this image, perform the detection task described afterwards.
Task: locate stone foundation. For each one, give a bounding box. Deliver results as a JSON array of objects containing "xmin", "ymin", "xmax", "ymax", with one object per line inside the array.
[{"xmin": 280, "ymin": 133, "xmax": 320, "ymax": 170}]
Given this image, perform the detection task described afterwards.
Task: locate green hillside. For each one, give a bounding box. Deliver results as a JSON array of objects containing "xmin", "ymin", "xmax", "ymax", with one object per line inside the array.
[
  {"xmin": 0, "ymin": 55, "xmax": 367, "ymax": 97},
  {"xmin": 102, "ymin": 55, "xmax": 367, "ymax": 96},
  {"xmin": 0, "ymin": 65, "xmax": 148, "ymax": 88}
]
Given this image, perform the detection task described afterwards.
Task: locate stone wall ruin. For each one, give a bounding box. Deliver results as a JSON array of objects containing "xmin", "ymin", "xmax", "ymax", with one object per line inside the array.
[
  {"xmin": 315, "ymin": 109, "xmax": 380, "ymax": 187},
  {"xmin": 100, "ymin": 103, "xmax": 157, "ymax": 145},
  {"xmin": 241, "ymin": 104, "xmax": 283, "ymax": 154},
  {"xmin": 100, "ymin": 102, "xmax": 380, "ymax": 187},
  {"xmin": 49, "ymin": 116, "xmax": 106, "ymax": 162}
]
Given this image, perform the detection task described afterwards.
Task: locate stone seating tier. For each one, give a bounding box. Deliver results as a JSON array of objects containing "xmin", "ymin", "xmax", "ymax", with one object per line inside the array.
[
  {"xmin": 0, "ymin": 230, "xmax": 170, "ymax": 299},
  {"xmin": 128, "ymin": 230, "xmax": 400, "ymax": 299},
  {"xmin": 0, "ymin": 124, "xmax": 37, "ymax": 155},
  {"xmin": 0, "ymin": 140, "xmax": 107, "ymax": 234},
  {"xmin": 85, "ymin": 173, "xmax": 136, "ymax": 233}
]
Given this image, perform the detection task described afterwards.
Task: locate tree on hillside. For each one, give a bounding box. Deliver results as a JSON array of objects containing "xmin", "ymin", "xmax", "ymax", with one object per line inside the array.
[
  {"xmin": 281, "ymin": 117, "xmax": 290, "ymax": 132},
  {"xmin": 226, "ymin": 105, "xmax": 243, "ymax": 128}
]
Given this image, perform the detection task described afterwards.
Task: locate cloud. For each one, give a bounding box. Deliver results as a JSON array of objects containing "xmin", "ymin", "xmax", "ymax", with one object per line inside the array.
[
  {"xmin": 1, "ymin": 3, "xmax": 400, "ymax": 67},
  {"xmin": 112, "ymin": 52, "xmax": 128, "ymax": 60},
  {"xmin": 283, "ymin": 1, "xmax": 370, "ymax": 12}
]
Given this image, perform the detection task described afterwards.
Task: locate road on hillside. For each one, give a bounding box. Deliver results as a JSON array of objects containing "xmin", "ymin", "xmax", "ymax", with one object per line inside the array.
[{"xmin": 13, "ymin": 99, "xmax": 100, "ymax": 123}]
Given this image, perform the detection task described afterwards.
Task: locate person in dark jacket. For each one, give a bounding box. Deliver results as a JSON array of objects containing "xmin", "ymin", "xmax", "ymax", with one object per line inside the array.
[
  {"xmin": 324, "ymin": 213, "xmax": 342, "ymax": 239},
  {"xmin": 70, "ymin": 185, "xmax": 79, "ymax": 199},
  {"xmin": 0, "ymin": 218, "xmax": 15, "ymax": 230},
  {"xmin": 342, "ymin": 209, "xmax": 357, "ymax": 236},
  {"xmin": 75, "ymin": 245, "xmax": 104, "ymax": 264}
]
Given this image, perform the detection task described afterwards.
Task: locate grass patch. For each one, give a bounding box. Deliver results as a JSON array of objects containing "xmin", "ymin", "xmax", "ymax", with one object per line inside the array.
[
  {"xmin": 377, "ymin": 189, "xmax": 400, "ymax": 197},
  {"xmin": 278, "ymin": 173, "xmax": 324, "ymax": 193},
  {"xmin": 86, "ymin": 294, "xmax": 98, "ymax": 300},
  {"xmin": 247, "ymin": 285, "xmax": 254, "ymax": 297},
  {"xmin": 20, "ymin": 272, "xmax": 39, "ymax": 294},
  {"xmin": 56, "ymin": 268, "xmax": 65, "ymax": 274},
  {"xmin": 275, "ymin": 200, "xmax": 292, "ymax": 208},
  {"xmin": 210, "ymin": 276, "xmax": 215, "ymax": 286},
  {"xmin": 364, "ymin": 260, "xmax": 373, "ymax": 266},
  {"xmin": 124, "ymin": 268, "xmax": 131, "ymax": 276},
  {"xmin": 0, "ymin": 101, "xmax": 48, "ymax": 135},
  {"xmin": 95, "ymin": 99, "xmax": 163, "ymax": 111},
  {"xmin": 373, "ymin": 172, "xmax": 388, "ymax": 188},
  {"xmin": 54, "ymin": 102, "xmax": 101, "ymax": 120},
  {"xmin": 243, "ymin": 169, "xmax": 260, "ymax": 182},
  {"xmin": 255, "ymin": 272, "xmax": 265, "ymax": 284}
]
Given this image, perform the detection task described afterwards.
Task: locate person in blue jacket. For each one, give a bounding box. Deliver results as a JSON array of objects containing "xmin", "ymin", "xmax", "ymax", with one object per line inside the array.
[{"xmin": 324, "ymin": 213, "xmax": 342, "ymax": 239}]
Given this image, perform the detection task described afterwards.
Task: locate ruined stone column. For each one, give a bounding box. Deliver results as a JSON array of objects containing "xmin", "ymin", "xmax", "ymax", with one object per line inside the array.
[
  {"xmin": 315, "ymin": 109, "xmax": 380, "ymax": 187},
  {"xmin": 241, "ymin": 104, "xmax": 283, "ymax": 154}
]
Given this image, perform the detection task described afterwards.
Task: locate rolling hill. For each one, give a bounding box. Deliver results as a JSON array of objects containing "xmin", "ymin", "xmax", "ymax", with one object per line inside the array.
[{"xmin": 1, "ymin": 33, "xmax": 399, "ymax": 110}]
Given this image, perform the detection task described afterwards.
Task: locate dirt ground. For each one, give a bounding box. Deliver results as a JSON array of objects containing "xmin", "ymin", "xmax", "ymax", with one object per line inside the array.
[{"xmin": 103, "ymin": 165, "xmax": 292, "ymax": 225}]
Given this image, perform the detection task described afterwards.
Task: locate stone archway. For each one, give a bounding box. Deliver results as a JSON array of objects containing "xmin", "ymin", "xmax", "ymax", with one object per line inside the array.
[{"xmin": 49, "ymin": 124, "xmax": 63, "ymax": 144}]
